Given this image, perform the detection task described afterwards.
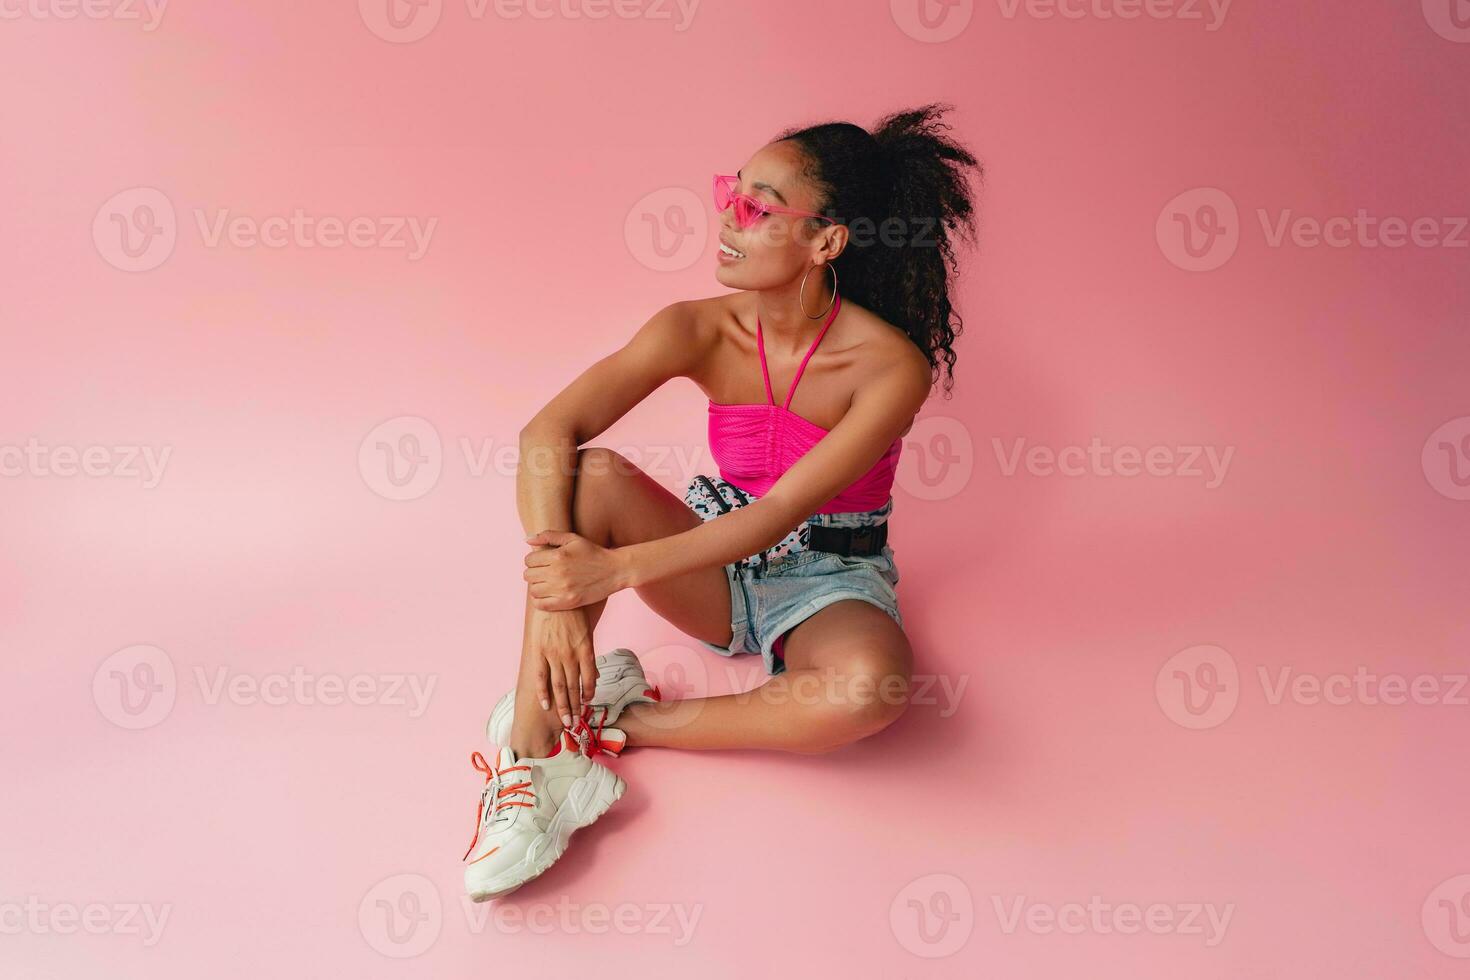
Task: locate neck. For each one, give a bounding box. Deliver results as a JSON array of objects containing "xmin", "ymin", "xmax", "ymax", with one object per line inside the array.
[{"xmin": 754, "ymin": 273, "xmax": 836, "ymax": 357}]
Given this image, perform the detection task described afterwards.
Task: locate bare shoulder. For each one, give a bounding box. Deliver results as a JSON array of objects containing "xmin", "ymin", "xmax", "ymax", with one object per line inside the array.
[
  {"xmin": 843, "ymin": 301, "xmax": 934, "ymax": 399},
  {"xmin": 677, "ymin": 292, "xmax": 744, "ymax": 338},
  {"xmin": 639, "ymin": 294, "xmax": 740, "ymax": 348},
  {"xmin": 621, "ymin": 296, "xmax": 723, "ymax": 378}
]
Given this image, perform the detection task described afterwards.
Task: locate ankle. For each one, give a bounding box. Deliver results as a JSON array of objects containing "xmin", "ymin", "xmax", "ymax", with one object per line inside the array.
[
  {"xmin": 511, "ymin": 733, "xmax": 559, "ymax": 759},
  {"xmin": 509, "ymin": 721, "xmax": 560, "ymax": 759}
]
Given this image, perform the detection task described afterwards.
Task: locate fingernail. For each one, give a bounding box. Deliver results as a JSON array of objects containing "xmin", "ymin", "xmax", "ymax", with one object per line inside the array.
[
  {"xmin": 539, "ymin": 699, "xmax": 550, "ymax": 711},
  {"xmin": 561, "ymin": 714, "xmax": 572, "ymax": 727}
]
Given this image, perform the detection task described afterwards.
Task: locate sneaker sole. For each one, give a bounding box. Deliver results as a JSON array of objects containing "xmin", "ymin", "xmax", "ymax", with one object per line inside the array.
[{"xmin": 465, "ymin": 763, "xmax": 626, "ymax": 902}]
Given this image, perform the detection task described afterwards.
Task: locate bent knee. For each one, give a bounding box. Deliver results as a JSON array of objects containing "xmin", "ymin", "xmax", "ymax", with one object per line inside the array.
[
  {"xmin": 804, "ymin": 650, "xmax": 912, "ymax": 751},
  {"xmin": 569, "ymin": 447, "xmax": 639, "ymax": 526},
  {"xmin": 575, "ymin": 446, "xmax": 639, "ymax": 482}
]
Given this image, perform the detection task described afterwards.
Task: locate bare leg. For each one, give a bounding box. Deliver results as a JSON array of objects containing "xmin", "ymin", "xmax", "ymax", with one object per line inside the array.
[
  {"xmin": 507, "ymin": 447, "xmax": 736, "ymax": 756},
  {"xmin": 617, "ymin": 599, "xmax": 913, "ymax": 754},
  {"xmin": 507, "ymin": 447, "xmax": 912, "ymax": 757}
]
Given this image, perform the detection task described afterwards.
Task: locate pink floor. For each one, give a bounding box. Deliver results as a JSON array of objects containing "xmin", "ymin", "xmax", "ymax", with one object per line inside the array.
[{"xmin": 3, "ymin": 3, "xmax": 1468, "ymax": 977}]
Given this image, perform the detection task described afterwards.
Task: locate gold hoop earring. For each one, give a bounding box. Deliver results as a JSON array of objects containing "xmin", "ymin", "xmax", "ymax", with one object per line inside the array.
[{"xmin": 799, "ymin": 263, "xmax": 838, "ymax": 320}]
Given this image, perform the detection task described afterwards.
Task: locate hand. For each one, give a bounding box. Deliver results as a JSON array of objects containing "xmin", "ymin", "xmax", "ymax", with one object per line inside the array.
[
  {"xmin": 525, "ymin": 606, "xmax": 598, "ymax": 727},
  {"xmin": 523, "ymin": 530, "xmax": 631, "ymax": 612}
]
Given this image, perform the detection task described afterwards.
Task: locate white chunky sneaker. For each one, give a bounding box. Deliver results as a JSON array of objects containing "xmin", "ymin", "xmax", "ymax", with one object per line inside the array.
[
  {"xmin": 486, "ymin": 648, "xmax": 661, "ymax": 756},
  {"xmin": 461, "ymin": 730, "xmax": 626, "ymax": 902}
]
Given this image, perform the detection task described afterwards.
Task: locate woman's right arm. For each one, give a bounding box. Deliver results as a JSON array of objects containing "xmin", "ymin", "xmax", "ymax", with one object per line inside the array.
[{"xmin": 514, "ymin": 300, "xmax": 707, "ymax": 725}]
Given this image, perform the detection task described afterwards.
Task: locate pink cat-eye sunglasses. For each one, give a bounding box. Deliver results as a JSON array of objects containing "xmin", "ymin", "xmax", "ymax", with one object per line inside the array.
[{"xmin": 712, "ymin": 173, "xmax": 837, "ymax": 230}]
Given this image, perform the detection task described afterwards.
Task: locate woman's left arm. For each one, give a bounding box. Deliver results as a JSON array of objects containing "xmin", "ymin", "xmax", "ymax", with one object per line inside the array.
[{"xmin": 525, "ymin": 354, "xmax": 931, "ymax": 609}]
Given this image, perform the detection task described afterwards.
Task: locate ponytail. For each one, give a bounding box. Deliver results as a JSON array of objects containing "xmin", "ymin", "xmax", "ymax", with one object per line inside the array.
[{"xmin": 773, "ymin": 102, "xmax": 982, "ymax": 396}]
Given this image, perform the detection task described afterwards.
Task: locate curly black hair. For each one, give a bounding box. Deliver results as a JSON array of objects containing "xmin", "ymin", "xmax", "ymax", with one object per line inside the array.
[{"xmin": 773, "ymin": 103, "xmax": 982, "ymax": 397}]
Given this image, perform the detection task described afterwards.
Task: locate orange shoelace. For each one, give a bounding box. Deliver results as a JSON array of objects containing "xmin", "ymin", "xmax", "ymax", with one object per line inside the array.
[
  {"xmin": 568, "ymin": 685, "xmax": 661, "ymax": 757},
  {"xmin": 461, "ymin": 750, "xmax": 536, "ymax": 862},
  {"xmin": 569, "ymin": 709, "xmax": 616, "ymax": 756}
]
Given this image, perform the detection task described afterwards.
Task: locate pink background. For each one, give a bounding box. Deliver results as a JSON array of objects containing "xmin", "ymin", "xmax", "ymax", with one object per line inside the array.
[{"xmin": 3, "ymin": 1, "xmax": 1469, "ymax": 976}]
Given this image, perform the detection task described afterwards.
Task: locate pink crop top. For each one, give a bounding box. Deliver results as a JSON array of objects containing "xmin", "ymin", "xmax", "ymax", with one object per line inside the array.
[{"xmin": 706, "ymin": 292, "xmax": 903, "ymax": 514}]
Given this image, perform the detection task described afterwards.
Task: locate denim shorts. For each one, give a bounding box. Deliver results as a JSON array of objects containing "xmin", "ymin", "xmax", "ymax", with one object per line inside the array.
[{"xmin": 682, "ymin": 475, "xmax": 903, "ymax": 675}]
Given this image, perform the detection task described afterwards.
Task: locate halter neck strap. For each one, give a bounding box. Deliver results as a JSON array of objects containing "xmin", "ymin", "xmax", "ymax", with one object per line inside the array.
[{"xmin": 757, "ymin": 291, "xmax": 843, "ymax": 410}]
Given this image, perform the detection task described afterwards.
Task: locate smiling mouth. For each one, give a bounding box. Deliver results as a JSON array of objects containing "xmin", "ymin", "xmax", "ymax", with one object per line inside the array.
[{"xmin": 719, "ymin": 242, "xmax": 746, "ymax": 260}]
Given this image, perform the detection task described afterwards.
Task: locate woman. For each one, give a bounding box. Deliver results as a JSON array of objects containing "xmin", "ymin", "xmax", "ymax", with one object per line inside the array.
[{"xmin": 463, "ymin": 104, "xmax": 981, "ymax": 901}]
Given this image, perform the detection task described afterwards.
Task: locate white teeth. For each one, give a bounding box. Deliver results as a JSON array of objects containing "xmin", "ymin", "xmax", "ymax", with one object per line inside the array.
[{"xmin": 720, "ymin": 243, "xmax": 745, "ymax": 258}]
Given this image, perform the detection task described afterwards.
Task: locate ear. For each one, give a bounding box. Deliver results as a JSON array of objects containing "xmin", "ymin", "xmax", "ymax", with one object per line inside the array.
[{"xmin": 816, "ymin": 225, "xmax": 847, "ymax": 264}]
